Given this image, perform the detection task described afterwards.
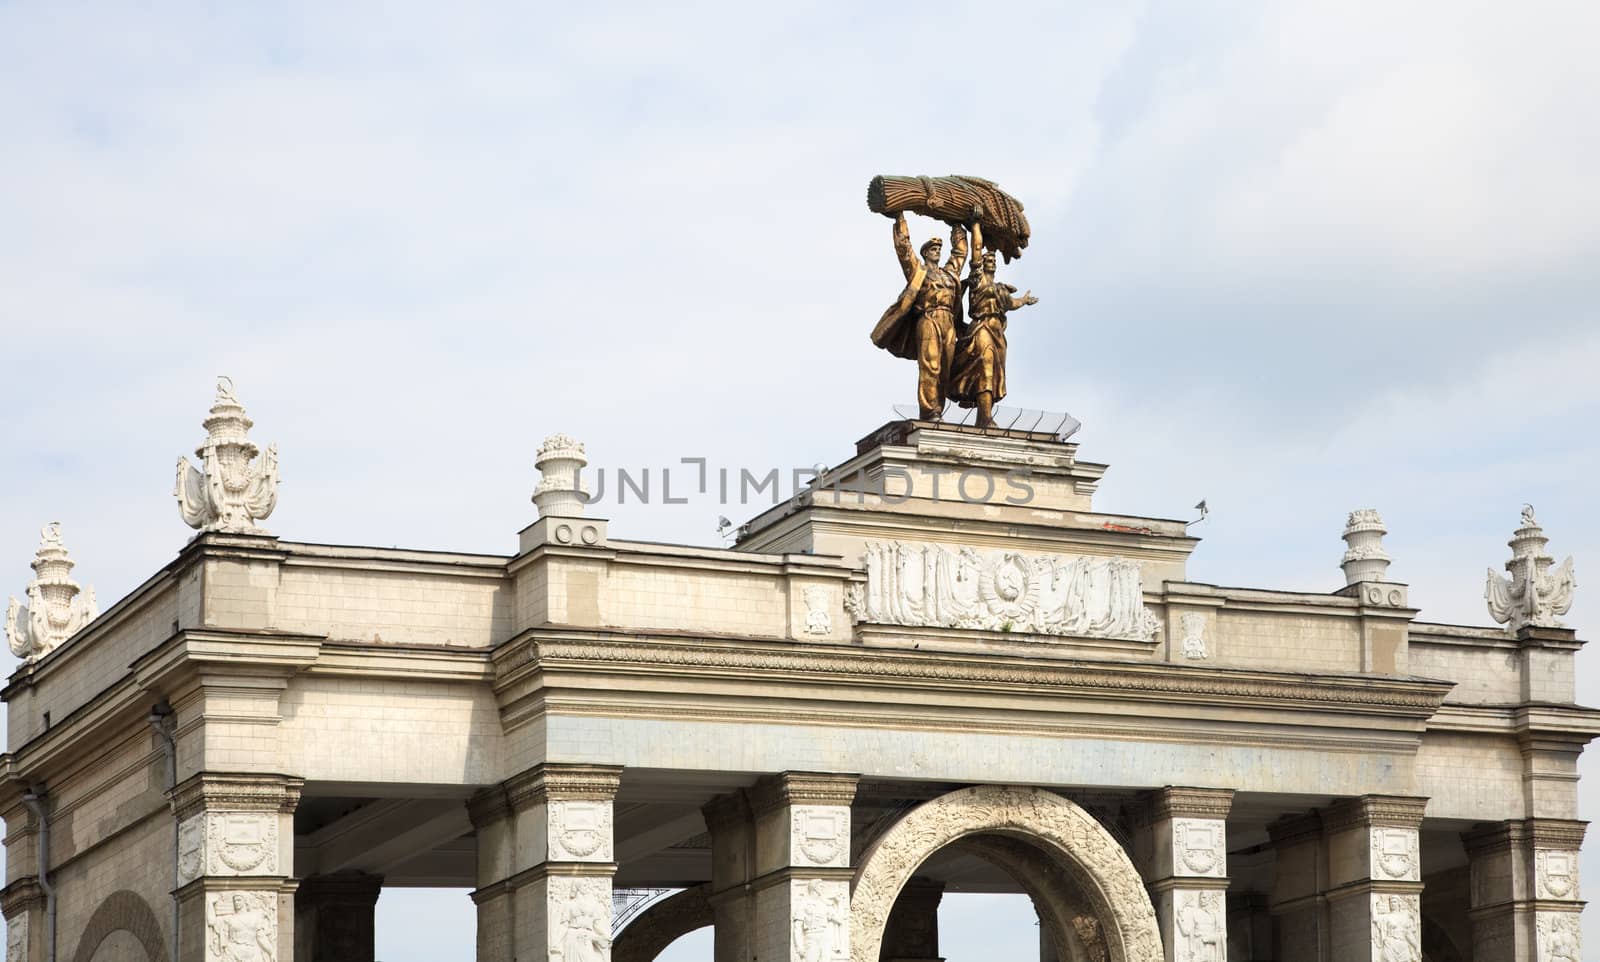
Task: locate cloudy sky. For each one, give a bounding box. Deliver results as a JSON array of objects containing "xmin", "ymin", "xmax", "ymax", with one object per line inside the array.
[{"xmin": 2, "ymin": 0, "xmax": 1597, "ymax": 957}]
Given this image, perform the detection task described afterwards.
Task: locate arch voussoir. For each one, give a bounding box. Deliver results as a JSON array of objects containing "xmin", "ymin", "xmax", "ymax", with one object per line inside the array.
[{"xmin": 849, "ymin": 785, "xmax": 1161, "ymax": 962}]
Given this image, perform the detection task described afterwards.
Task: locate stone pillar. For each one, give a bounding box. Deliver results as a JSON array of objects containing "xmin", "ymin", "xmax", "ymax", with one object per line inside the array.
[
  {"xmin": 470, "ymin": 764, "xmax": 622, "ymax": 962},
  {"xmin": 1462, "ymin": 818, "xmax": 1586, "ymax": 962},
  {"xmin": 1136, "ymin": 787, "xmax": 1231, "ymax": 962},
  {"xmin": 169, "ymin": 772, "xmax": 302, "ymax": 962},
  {"xmin": 1322, "ymin": 795, "xmax": 1426, "ymax": 962},
  {"xmin": 748, "ymin": 772, "xmax": 857, "ymax": 962},
  {"xmin": 295, "ymin": 871, "xmax": 382, "ymax": 962},
  {"xmin": 1266, "ymin": 813, "xmax": 1328, "ymax": 960},
  {"xmin": 881, "ymin": 877, "xmax": 944, "ymax": 962},
  {"xmin": 1, "ymin": 878, "xmax": 43, "ymax": 962},
  {"xmin": 702, "ymin": 791, "xmax": 757, "ymax": 962}
]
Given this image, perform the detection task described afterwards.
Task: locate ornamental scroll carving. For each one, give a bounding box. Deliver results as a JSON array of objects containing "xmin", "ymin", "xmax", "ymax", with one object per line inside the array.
[
  {"xmin": 1370, "ymin": 827, "xmax": 1420, "ymax": 882},
  {"xmin": 857, "ymin": 542, "xmax": 1162, "ymax": 642},
  {"xmin": 548, "ymin": 800, "xmax": 614, "ymax": 862},
  {"xmin": 790, "ymin": 805, "xmax": 849, "ymax": 868},
  {"xmin": 1536, "ymin": 849, "xmax": 1580, "ymax": 900},
  {"xmin": 849, "ymin": 785, "xmax": 1162, "ymax": 962},
  {"xmin": 550, "ymin": 877, "xmax": 612, "ymax": 962}
]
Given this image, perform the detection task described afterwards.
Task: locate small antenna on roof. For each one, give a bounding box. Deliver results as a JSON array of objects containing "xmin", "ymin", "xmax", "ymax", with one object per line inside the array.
[{"xmin": 1188, "ymin": 499, "xmax": 1209, "ymax": 529}]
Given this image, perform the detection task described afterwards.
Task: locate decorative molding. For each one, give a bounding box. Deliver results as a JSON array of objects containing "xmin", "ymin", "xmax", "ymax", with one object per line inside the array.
[
  {"xmin": 850, "ymin": 785, "xmax": 1162, "ymax": 962},
  {"xmin": 169, "ymin": 773, "xmax": 303, "ymax": 822},
  {"xmin": 856, "ymin": 541, "xmax": 1162, "ymax": 641},
  {"xmin": 522, "ymin": 636, "xmax": 1452, "ymax": 714},
  {"xmin": 548, "ymin": 799, "xmax": 614, "ymax": 862},
  {"xmin": 790, "ymin": 805, "xmax": 850, "ymax": 868},
  {"xmin": 175, "ymin": 378, "xmax": 279, "ymax": 535},
  {"xmin": 1322, "ymin": 795, "xmax": 1428, "ymax": 835},
  {"xmin": 504, "ymin": 765, "xmax": 623, "ymax": 811},
  {"xmin": 205, "ymin": 890, "xmax": 277, "ymax": 961},
  {"xmin": 6, "ymin": 523, "xmax": 97, "ymax": 663},
  {"xmin": 1172, "ymin": 818, "xmax": 1226, "ymax": 878},
  {"xmin": 1370, "ymin": 827, "xmax": 1420, "ymax": 882},
  {"xmin": 1536, "ymin": 911, "xmax": 1582, "ymax": 962},
  {"xmin": 1535, "ymin": 849, "xmax": 1581, "ymax": 900},
  {"xmin": 748, "ymin": 773, "xmax": 859, "ymax": 814},
  {"xmin": 177, "ymin": 812, "xmax": 279, "ymax": 884},
  {"xmin": 1144, "ymin": 787, "xmax": 1234, "ymax": 824},
  {"xmin": 1178, "ymin": 612, "xmax": 1208, "ymax": 660},
  {"xmin": 1370, "ymin": 893, "xmax": 1420, "ymax": 962},
  {"xmin": 549, "ymin": 876, "xmax": 612, "ymax": 962},
  {"xmin": 1173, "ymin": 889, "xmax": 1225, "ymax": 962},
  {"xmin": 791, "ymin": 878, "xmax": 849, "ymax": 962},
  {"xmin": 1487, "ymin": 506, "xmax": 1576, "ymax": 633},
  {"xmin": 802, "ymin": 586, "xmax": 832, "ymax": 636}
]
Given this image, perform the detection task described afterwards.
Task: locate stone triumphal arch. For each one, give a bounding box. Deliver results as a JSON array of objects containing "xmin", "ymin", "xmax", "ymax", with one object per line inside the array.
[{"xmin": 2, "ymin": 382, "xmax": 1595, "ymax": 961}]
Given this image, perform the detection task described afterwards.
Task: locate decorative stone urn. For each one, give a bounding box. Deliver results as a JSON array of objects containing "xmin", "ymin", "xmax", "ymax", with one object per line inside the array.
[
  {"xmin": 6, "ymin": 522, "xmax": 98, "ymax": 662},
  {"xmin": 175, "ymin": 378, "xmax": 280, "ymax": 535}
]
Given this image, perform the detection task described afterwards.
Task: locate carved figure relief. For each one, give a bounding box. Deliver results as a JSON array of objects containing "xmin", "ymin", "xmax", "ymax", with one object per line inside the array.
[
  {"xmin": 1173, "ymin": 890, "xmax": 1224, "ymax": 962},
  {"xmin": 858, "ymin": 541, "xmax": 1162, "ymax": 642},
  {"xmin": 1370, "ymin": 828, "xmax": 1420, "ymax": 882},
  {"xmin": 548, "ymin": 800, "xmax": 613, "ymax": 862},
  {"xmin": 791, "ymin": 879, "xmax": 848, "ymax": 962},
  {"xmin": 1537, "ymin": 849, "xmax": 1580, "ymax": 900},
  {"xmin": 6, "ymin": 914, "xmax": 26, "ymax": 962},
  {"xmin": 175, "ymin": 378, "xmax": 280, "ymax": 535},
  {"xmin": 850, "ymin": 785, "xmax": 1162, "ymax": 962},
  {"xmin": 1370, "ymin": 894, "xmax": 1421, "ymax": 962},
  {"xmin": 1537, "ymin": 912, "xmax": 1582, "ymax": 962},
  {"xmin": 206, "ymin": 891, "xmax": 277, "ymax": 962},
  {"xmin": 6, "ymin": 523, "xmax": 97, "ymax": 663},
  {"xmin": 1172, "ymin": 819, "xmax": 1225, "ymax": 877},
  {"xmin": 790, "ymin": 806, "xmax": 848, "ymax": 867},
  {"xmin": 802, "ymin": 586, "xmax": 832, "ymax": 636},
  {"xmin": 550, "ymin": 877, "xmax": 611, "ymax": 962},
  {"xmin": 1178, "ymin": 612, "xmax": 1208, "ymax": 660}
]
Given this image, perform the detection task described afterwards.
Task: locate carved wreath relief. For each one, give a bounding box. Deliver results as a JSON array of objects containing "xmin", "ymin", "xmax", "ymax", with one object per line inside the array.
[
  {"xmin": 206, "ymin": 891, "xmax": 277, "ymax": 962},
  {"xmin": 1370, "ymin": 893, "xmax": 1420, "ymax": 962},
  {"xmin": 1536, "ymin": 849, "xmax": 1580, "ymax": 900},
  {"xmin": 1369, "ymin": 827, "xmax": 1420, "ymax": 882},
  {"xmin": 179, "ymin": 813, "xmax": 279, "ymax": 885},
  {"xmin": 790, "ymin": 805, "xmax": 849, "ymax": 867},
  {"xmin": 5, "ymin": 914, "xmax": 26, "ymax": 962},
  {"xmin": 548, "ymin": 800, "xmax": 614, "ymax": 862},
  {"xmin": 1537, "ymin": 912, "xmax": 1582, "ymax": 962},
  {"xmin": 550, "ymin": 877, "xmax": 612, "ymax": 962},
  {"xmin": 1173, "ymin": 890, "xmax": 1225, "ymax": 962},
  {"xmin": 802, "ymin": 585, "xmax": 832, "ymax": 636},
  {"xmin": 858, "ymin": 542, "xmax": 1162, "ymax": 641},
  {"xmin": 792, "ymin": 878, "xmax": 849, "ymax": 962},
  {"xmin": 1172, "ymin": 819, "xmax": 1226, "ymax": 877}
]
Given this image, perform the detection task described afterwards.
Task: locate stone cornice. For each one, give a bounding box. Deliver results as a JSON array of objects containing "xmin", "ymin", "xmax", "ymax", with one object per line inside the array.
[
  {"xmin": 747, "ymin": 772, "xmax": 859, "ymax": 814},
  {"xmin": 131, "ymin": 628, "xmax": 323, "ymax": 704},
  {"xmin": 503, "ymin": 764, "xmax": 622, "ymax": 811},
  {"xmin": 501, "ymin": 630, "xmax": 1453, "ymax": 717},
  {"xmin": 1266, "ymin": 812, "xmax": 1323, "ymax": 848},
  {"xmin": 1135, "ymin": 786, "xmax": 1234, "ymax": 824},
  {"xmin": 700, "ymin": 791, "xmax": 752, "ymax": 833},
  {"xmin": 467, "ymin": 786, "xmax": 511, "ymax": 829},
  {"xmin": 169, "ymin": 772, "xmax": 303, "ymax": 820},
  {"xmin": 1467, "ymin": 817, "xmax": 1593, "ymax": 853},
  {"xmin": 0, "ymin": 878, "xmax": 44, "ymax": 917},
  {"xmin": 1322, "ymin": 795, "xmax": 1428, "ymax": 834}
]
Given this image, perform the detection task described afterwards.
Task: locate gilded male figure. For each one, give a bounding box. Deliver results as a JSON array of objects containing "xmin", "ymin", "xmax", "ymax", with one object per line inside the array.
[
  {"xmin": 951, "ymin": 223, "xmax": 1036, "ymax": 428},
  {"xmin": 871, "ymin": 212, "xmax": 968, "ymax": 420}
]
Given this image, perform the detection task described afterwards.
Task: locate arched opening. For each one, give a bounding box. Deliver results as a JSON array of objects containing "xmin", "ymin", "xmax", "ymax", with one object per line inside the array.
[
  {"xmin": 68, "ymin": 890, "xmax": 168, "ymax": 962},
  {"xmin": 613, "ymin": 885, "xmax": 712, "ymax": 962},
  {"xmin": 850, "ymin": 786, "xmax": 1162, "ymax": 962}
]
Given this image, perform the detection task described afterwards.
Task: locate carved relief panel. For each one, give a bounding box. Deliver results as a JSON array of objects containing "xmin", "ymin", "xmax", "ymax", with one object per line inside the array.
[
  {"xmin": 549, "ymin": 876, "xmax": 613, "ymax": 962},
  {"xmin": 206, "ymin": 891, "xmax": 277, "ymax": 962},
  {"xmin": 5, "ymin": 914, "xmax": 26, "ymax": 962},
  {"xmin": 791, "ymin": 878, "xmax": 849, "ymax": 962},
  {"xmin": 548, "ymin": 800, "xmax": 614, "ymax": 862},
  {"xmin": 177, "ymin": 812, "xmax": 280, "ymax": 885},
  {"xmin": 1535, "ymin": 849, "xmax": 1581, "ymax": 900},
  {"xmin": 1172, "ymin": 890, "xmax": 1225, "ymax": 962},
  {"xmin": 1369, "ymin": 827, "xmax": 1420, "ymax": 883},
  {"xmin": 1535, "ymin": 911, "xmax": 1582, "ymax": 962},
  {"xmin": 791, "ymin": 805, "xmax": 850, "ymax": 868},
  {"xmin": 1369, "ymin": 893, "xmax": 1421, "ymax": 962},
  {"xmin": 1172, "ymin": 819, "xmax": 1226, "ymax": 878}
]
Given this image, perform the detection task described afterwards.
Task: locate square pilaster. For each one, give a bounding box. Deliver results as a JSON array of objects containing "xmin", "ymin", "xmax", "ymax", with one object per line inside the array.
[
  {"xmin": 1463, "ymin": 818, "xmax": 1587, "ymax": 962},
  {"xmin": 748, "ymin": 772, "xmax": 858, "ymax": 962},
  {"xmin": 1135, "ymin": 787, "xmax": 1232, "ymax": 962},
  {"xmin": 1322, "ymin": 795, "xmax": 1426, "ymax": 962}
]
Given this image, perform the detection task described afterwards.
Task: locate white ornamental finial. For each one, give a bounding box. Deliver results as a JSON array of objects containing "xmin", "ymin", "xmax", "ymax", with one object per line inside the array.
[
  {"xmin": 1341, "ymin": 509, "xmax": 1391, "ymax": 585},
  {"xmin": 6, "ymin": 522, "xmax": 99, "ymax": 663},
  {"xmin": 1486, "ymin": 505, "xmax": 1577, "ymax": 633},
  {"xmin": 174, "ymin": 378, "xmax": 280, "ymax": 535},
  {"xmin": 533, "ymin": 434, "xmax": 589, "ymax": 519}
]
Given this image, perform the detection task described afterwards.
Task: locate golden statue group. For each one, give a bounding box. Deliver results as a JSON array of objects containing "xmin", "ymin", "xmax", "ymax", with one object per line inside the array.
[{"xmin": 868, "ymin": 174, "xmax": 1037, "ymax": 427}]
